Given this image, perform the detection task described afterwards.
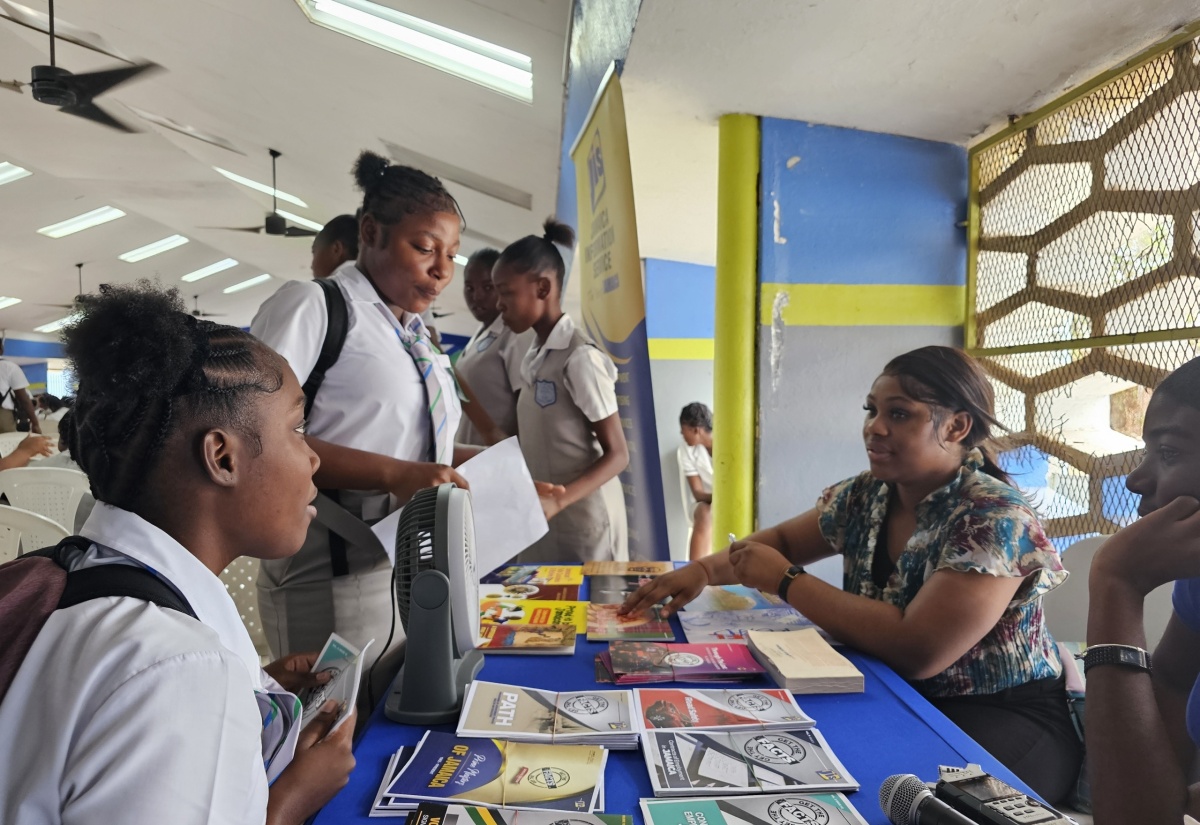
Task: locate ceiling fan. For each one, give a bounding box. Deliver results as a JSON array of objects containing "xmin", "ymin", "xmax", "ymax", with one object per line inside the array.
[
  {"xmin": 37, "ymin": 262, "xmax": 86, "ymax": 309},
  {"xmin": 4, "ymin": 0, "xmax": 159, "ymax": 132},
  {"xmin": 191, "ymin": 295, "xmax": 224, "ymax": 318},
  {"xmin": 210, "ymin": 149, "xmax": 319, "ymax": 238}
]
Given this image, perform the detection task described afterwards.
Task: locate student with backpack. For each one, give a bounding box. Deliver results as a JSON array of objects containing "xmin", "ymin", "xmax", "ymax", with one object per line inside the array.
[{"xmin": 0, "ymin": 282, "xmax": 354, "ymax": 824}]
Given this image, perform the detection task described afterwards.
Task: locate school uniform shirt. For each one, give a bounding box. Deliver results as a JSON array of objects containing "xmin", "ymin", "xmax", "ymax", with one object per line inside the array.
[
  {"xmin": 0, "ymin": 503, "xmax": 293, "ymax": 825},
  {"xmin": 0, "ymin": 359, "xmax": 28, "ymax": 410},
  {"xmin": 515, "ymin": 313, "xmax": 628, "ymax": 563},
  {"xmin": 679, "ymin": 442, "xmax": 714, "ymax": 495},
  {"xmin": 455, "ymin": 315, "xmax": 531, "ymax": 446},
  {"xmin": 1170, "ymin": 577, "xmax": 1200, "ymax": 748}
]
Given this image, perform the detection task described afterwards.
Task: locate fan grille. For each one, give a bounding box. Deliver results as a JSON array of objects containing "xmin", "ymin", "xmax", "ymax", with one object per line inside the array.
[{"xmin": 392, "ymin": 486, "xmax": 441, "ymax": 630}]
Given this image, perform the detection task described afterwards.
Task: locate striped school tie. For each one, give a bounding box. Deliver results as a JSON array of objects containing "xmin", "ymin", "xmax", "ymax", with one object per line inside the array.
[{"xmin": 396, "ymin": 320, "xmax": 453, "ymax": 465}]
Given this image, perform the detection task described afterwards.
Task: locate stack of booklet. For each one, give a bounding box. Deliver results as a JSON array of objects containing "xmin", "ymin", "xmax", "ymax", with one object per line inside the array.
[
  {"xmin": 477, "ymin": 624, "xmax": 577, "ymax": 655},
  {"xmin": 456, "ymin": 681, "xmax": 638, "ymax": 749},
  {"xmin": 678, "ymin": 608, "xmax": 815, "ymax": 645},
  {"xmin": 641, "ymin": 728, "xmax": 858, "ymax": 796},
  {"xmin": 631, "ymin": 688, "xmax": 814, "ymax": 732},
  {"xmin": 640, "ymin": 794, "xmax": 869, "ymax": 825},
  {"xmin": 370, "ymin": 731, "xmax": 608, "ymax": 816},
  {"xmin": 406, "ymin": 802, "xmax": 632, "ymax": 825},
  {"xmin": 584, "ymin": 560, "xmax": 676, "ymax": 642},
  {"xmin": 746, "ymin": 629, "xmax": 864, "ymax": 694},
  {"xmin": 596, "ymin": 641, "xmax": 766, "ymax": 684}
]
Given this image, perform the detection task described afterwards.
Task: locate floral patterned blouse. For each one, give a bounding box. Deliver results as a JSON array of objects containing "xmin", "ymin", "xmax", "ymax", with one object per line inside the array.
[{"xmin": 816, "ymin": 449, "xmax": 1066, "ymax": 698}]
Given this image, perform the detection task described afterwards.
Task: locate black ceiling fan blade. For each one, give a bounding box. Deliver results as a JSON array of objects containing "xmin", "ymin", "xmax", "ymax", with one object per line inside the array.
[
  {"xmin": 204, "ymin": 225, "xmax": 264, "ymax": 234},
  {"xmin": 284, "ymin": 225, "xmax": 317, "ymax": 237},
  {"xmin": 0, "ymin": 79, "xmax": 23, "ymax": 94},
  {"xmin": 67, "ymin": 62, "xmax": 159, "ymax": 100},
  {"xmin": 58, "ymin": 100, "xmax": 136, "ymax": 132}
]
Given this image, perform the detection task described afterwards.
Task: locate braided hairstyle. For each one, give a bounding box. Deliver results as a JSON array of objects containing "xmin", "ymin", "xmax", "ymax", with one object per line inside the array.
[
  {"xmin": 62, "ymin": 281, "xmax": 284, "ymax": 509},
  {"xmin": 352, "ymin": 150, "xmax": 461, "ymax": 244},
  {"xmin": 496, "ymin": 218, "xmax": 576, "ymax": 287}
]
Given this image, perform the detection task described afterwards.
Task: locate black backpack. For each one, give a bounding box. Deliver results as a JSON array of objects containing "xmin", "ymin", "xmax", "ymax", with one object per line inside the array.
[
  {"xmin": 0, "ymin": 537, "xmax": 196, "ymax": 705},
  {"xmin": 301, "ymin": 278, "xmax": 350, "ymax": 419}
]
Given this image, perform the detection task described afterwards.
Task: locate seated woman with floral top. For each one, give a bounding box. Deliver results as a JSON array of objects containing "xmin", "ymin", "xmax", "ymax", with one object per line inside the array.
[{"xmin": 621, "ymin": 346, "xmax": 1081, "ymax": 804}]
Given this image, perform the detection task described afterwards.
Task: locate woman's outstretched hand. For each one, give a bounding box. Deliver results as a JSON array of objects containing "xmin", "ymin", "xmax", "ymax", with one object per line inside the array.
[{"xmin": 618, "ymin": 562, "xmax": 710, "ymax": 619}]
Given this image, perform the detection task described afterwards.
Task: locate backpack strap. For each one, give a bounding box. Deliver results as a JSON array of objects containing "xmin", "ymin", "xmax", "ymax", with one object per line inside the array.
[{"xmin": 302, "ymin": 278, "xmax": 349, "ymax": 420}]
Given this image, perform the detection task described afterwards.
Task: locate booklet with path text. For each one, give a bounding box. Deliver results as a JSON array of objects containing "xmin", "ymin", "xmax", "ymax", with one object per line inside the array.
[{"xmin": 457, "ymin": 681, "xmax": 637, "ymax": 748}]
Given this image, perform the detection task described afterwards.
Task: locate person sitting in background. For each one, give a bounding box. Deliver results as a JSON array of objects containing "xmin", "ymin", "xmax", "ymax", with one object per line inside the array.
[
  {"xmin": 455, "ymin": 247, "xmax": 531, "ymax": 446},
  {"xmin": 0, "ymin": 342, "xmax": 40, "ymax": 435},
  {"xmin": 1084, "ymin": 356, "xmax": 1200, "ymax": 824},
  {"xmin": 0, "ymin": 282, "xmax": 354, "ymax": 824},
  {"xmin": 493, "ymin": 218, "xmax": 629, "ymax": 563},
  {"xmin": 310, "ymin": 214, "xmax": 359, "ymax": 280},
  {"xmin": 623, "ymin": 346, "xmax": 1081, "ymax": 803},
  {"xmin": 35, "ymin": 393, "xmax": 68, "ymax": 435},
  {"xmin": 679, "ymin": 402, "xmax": 714, "ymax": 560}
]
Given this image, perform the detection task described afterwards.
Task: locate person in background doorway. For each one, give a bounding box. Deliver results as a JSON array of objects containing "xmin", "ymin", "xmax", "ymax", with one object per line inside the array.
[
  {"xmin": 0, "ymin": 342, "xmax": 40, "ymax": 434},
  {"xmin": 310, "ymin": 214, "xmax": 359, "ymax": 280},
  {"xmin": 623, "ymin": 346, "xmax": 1080, "ymax": 803},
  {"xmin": 679, "ymin": 402, "xmax": 714, "ymax": 560},
  {"xmin": 455, "ymin": 247, "xmax": 532, "ymax": 446},
  {"xmin": 493, "ymin": 218, "xmax": 629, "ymax": 563},
  {"xmin": 1084, "ymin": 357, "xmax": 1200, "ymax": 824}
]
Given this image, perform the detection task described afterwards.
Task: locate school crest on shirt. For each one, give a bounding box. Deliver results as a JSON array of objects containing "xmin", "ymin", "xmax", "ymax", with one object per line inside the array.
[
  {"xmin": 476, "ymin": 333, "xmax": 497, "ymax": 353},
  {"xmin": 534, "ymin": 379, "xmax": 557, "ymax": 407}
]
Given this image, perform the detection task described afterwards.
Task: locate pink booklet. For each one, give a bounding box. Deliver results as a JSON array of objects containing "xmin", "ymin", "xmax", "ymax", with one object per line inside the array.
[{"xmin": 601, "ymin": 641, "xmax": 766, "ymax": 685}]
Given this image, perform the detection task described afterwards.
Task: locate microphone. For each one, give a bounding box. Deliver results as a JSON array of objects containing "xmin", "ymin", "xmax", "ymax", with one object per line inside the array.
[{"xmin": 880, "ymin": 774, "xmax": 977, "ymax": 825}]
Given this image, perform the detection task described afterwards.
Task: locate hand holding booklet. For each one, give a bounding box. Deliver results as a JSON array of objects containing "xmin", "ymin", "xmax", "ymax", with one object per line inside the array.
[{"xmin": 298, "ymin": 632, "xmax": 373, "ymax": 733}]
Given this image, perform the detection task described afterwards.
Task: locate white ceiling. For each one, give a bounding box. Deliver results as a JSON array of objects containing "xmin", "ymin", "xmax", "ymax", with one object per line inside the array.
[
  {"xmin": 0, "ymin": 0, "xmax": 571, "ymax": 337},
  {"xmin": 623, "ymin": 0, "xmax": 1200, "ymax": 267}
]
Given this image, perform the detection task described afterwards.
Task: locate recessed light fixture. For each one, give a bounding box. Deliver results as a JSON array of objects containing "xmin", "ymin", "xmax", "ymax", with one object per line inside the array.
[
  {"xmin": 212, "ymin": 167, "xmax": 307, "ymax": 208},
  {"xmin": 453, "ymin": 254, "xmax": 468, "ymax": 266},
  {"xmin": 295, "ymin": 0, "xmax": 533, "ymax": 103},
  {"xmin": 182, "ymin": 258, "xmax": 238, "ymax": 283},
  {"xmin": 223, "ymin": 274, "xmax": 272, "ymax": 294},
  {"xmin": 0, "ymin": 297, "xmax": 21, "ymax": 310},
  {"xmin": 118, "ymin": 234, "xmax": 189, "ymax": 263},
  {"xmin": 275, "ymin": 209, "xmax": 324, "ymax": 232},
  {"xmin": 35, "ymin": 314, "xmax": 78, "ymax": 334},
  {"xmin": 0, "ymin": 162, "xmax": 32, "ymax": 186},
  {"xmin": 37, "ymin": 206, "xmax": 126, "ymax": 238}
]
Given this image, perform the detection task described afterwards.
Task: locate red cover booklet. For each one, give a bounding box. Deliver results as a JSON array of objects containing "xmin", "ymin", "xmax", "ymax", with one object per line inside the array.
[{"xmin": 597, "ymin": 642, "xmax": 766, "ymax": 685}]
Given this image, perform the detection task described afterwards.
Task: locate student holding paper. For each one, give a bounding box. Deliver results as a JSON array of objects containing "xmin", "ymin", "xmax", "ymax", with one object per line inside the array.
[
  {"xmin": 0, "ymin": 283, "xmax": 354, "ymax": 824},
  {"xmin": 622, "ymin": 346, "xmax": 1079, "ymax": 804},
  {"xmin": 1084, "ymin": 357, "xmax": 1200, "ymax": 824}
]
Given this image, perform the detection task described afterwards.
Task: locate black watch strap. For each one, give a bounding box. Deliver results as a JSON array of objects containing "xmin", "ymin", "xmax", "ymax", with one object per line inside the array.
[
  {"xmin": 777, "ymin": 565, "xmax": 805, "ymax": 602},
  {"xmin": 1081, "ymin": 644, "xmax": 1152, "ymax": 674}
]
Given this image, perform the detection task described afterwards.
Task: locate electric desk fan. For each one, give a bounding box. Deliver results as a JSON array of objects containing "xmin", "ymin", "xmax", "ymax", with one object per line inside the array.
[{"xmin": 384, "ymin": 483, "xmax": 484, "ymax": 724}]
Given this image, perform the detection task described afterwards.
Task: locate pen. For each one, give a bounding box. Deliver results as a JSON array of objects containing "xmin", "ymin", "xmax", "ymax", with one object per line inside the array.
[{"xmin": 728, "ymin": 532, "xmax": 737, "ymax": 546}]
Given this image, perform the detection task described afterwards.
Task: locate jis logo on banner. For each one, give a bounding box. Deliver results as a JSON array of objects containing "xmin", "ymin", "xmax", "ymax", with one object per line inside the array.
[{"xmin": 587, "ymin": 129, "xmax": 606, "ymax": 210}]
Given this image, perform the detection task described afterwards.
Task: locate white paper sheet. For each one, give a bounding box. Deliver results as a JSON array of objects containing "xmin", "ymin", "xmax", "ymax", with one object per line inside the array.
[{"xmin": 370, "ymin": 437, "xmax": 548, "ymax": 574}]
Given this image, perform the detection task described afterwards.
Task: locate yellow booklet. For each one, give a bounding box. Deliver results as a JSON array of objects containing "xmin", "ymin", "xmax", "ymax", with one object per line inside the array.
[{"xmin": 479, "ymin": 598, "xmax": 587, "ymax": 632}]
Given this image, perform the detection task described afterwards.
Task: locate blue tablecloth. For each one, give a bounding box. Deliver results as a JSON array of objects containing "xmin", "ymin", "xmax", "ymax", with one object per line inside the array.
[{"xmin": 313, "ymin": 622, "xmax": 1036, "ymax": 825}]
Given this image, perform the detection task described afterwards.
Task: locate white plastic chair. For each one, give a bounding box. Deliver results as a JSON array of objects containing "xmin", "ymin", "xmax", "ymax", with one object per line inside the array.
[
  {"xmin": 0, "ymin": 432, "xmax": 28, "ymax": 458},
  {"xmin": 219, "ymin": 557, "xmax": 272, "ymax": 664},
  {"xmin": 1045, "ymin": 535, "xmax": 1175, "ymax": 649},
  {"xmin": 0, "ymin": 504, "xmax": 69, "ymax": 563},
  {"xmin": 0, "ymin": 467, "xmax": 91, "ymax": 534}
]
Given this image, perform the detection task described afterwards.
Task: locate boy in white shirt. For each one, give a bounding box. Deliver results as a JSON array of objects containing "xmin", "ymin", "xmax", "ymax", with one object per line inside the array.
[{"xmin": 678, "ymin": 402, "xmax": 714, "ymax": 560}]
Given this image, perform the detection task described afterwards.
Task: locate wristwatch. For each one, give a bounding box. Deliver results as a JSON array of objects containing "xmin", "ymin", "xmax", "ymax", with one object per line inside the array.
[
  {"xmin": 777, "ymin": 565, "xmax": 806, "ymax": 603},
  {"xmin": 1080, "ymin": 644, "xmax": 1152, "ymax": 675}
]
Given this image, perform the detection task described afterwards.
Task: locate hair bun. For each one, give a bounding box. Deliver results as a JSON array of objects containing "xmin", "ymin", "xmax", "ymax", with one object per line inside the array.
[
  {"xmin": 353, "ymin": 150, "xmax": 391, "ymax": 192},
  {"xmin": 542, "ymin": 217, "xmax": 576, "ymax": 250}
]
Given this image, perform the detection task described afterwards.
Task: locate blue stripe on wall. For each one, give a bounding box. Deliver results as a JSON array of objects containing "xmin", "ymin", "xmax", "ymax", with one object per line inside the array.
[
  {"xmin": 4, "ymin": 338, "xmax": 65, "ymax": 359},
  {"xmin": 760, "ymin": 119, "xmax": 967, "ymax": 287},
  {"xmin": 644, "ymin": 259, "xmax": 716, "ymax": 339}
]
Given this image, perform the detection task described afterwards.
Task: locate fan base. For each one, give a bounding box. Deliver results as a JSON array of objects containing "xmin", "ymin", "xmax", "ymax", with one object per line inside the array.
[{"xmin": 384, "ymin": 650, "xmax": 482, "ymax": 725}]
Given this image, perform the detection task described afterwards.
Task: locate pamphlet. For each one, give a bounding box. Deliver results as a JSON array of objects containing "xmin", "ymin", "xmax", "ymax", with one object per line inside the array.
[
  {"xmin": 299, "ymin": 632, "xmax": 374, "ymax": 733},
  {"xmin": 683, "ymin": 586, "xmax": 784, "ymax": 613},
  {"xmin": 746, "ymin": 629, "xmax": 864, "ymax": 694},
  {"xmin": 385, "ymin": 730, "xmax": 608, "ymax": 812},
  {"xmin": 582, "ymin": 561, "xmax": 675, "ymax": 576},
  {"xmin": 587, "ymin": 574, "xmax": 655, "ymax": 605},
  {"xmin": 477, "ymin": 624, "xmax": 577, "ymax": 655},
  {"xmin": 679, "ymin": 608, "xmax": 814, "ymax": 644},
  {"xmin": 598, "ymin": 642, "xmax": 766, "ymax": 684},
  {"xmin": 480, "ymin": 598, "xmax": 587, "ymax": 632},
  {"xmin": 633, "ymin": 688, "xmax": 813, "ymax": 732},
  {"xmin": 642, "ymin": 728, "xmax": 858, "ymax": 796},
  {"xmin": 458, "ymin": 681, "xmax": 636, "ymax": 747},
  {"xmin": 480, "ymin": 581, "xmax": 581, "ymax": 602},
  {"xmin": 640, "ymin": 794, "xmax": 869, "ymax": 825},
  {"xmin": 586, "ymin": 602, "xmax": 675, "ymax": 641},
  {"xmin": 369, "ymin": 745, "xmax": 417, "ymax": 817},
  {"xmin": 482, "ymin": 565, "xmax": 584, "ymax": 586},
  {"xmin": 406, "ymin": 802, "xmax": 633, "ymax": 825}
]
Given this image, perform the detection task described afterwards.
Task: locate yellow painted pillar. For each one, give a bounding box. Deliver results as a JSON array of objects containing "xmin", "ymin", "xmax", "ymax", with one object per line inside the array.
[{"xmin": 711, "ymin": 114, "xmax": 759, "ymax": 550}]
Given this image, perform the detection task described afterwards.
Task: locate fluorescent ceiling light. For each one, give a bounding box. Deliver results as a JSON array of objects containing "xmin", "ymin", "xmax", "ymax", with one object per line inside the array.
[
  {"xmin": 296, "ymin": 0, "xmax": 533, "ymax": 103},
  {"xmin": 223, "ymin": 274, "xmax": 272, "ymax": 294},
  {"xmin": 212, "ymin": 167, "xmax": 307, "ymax": 208},
  {"xmin": 118, "ymin": 234, "xmax": 189, "ymax": 263},
  {"xmin": 35, "ymin": 314, "xmax": 78, "ymax": 334},
  {"xmin": 37, "ymin": 206, "xmax": 126, "ymax": 238},
  {"xmin": 453, "ymin": 254, "xmax": 468, "ymax": 266},
  {"xmin": 0, "ymin": 297, "xmax": 21, "ymax": 310},
  {"xmin": 276, "ymin": 209, "xmax": 324, "ymax": 232},
  {"xmin": 0, "ymin": 162, "xmax": 32, "ymax": 186},
  {"xmin": 182, "ymin": 258, "xmax": 238, "ymax": 283}
]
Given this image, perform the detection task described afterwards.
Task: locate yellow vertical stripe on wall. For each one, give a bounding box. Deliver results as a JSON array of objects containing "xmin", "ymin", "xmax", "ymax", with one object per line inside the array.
[
  {"xmin": 760, "ymin": 284, "xmax": 966, "ymax": 327},
  {"xmin": 647, "ymin": 338, "xmax": 715, "ymax": 360}
]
